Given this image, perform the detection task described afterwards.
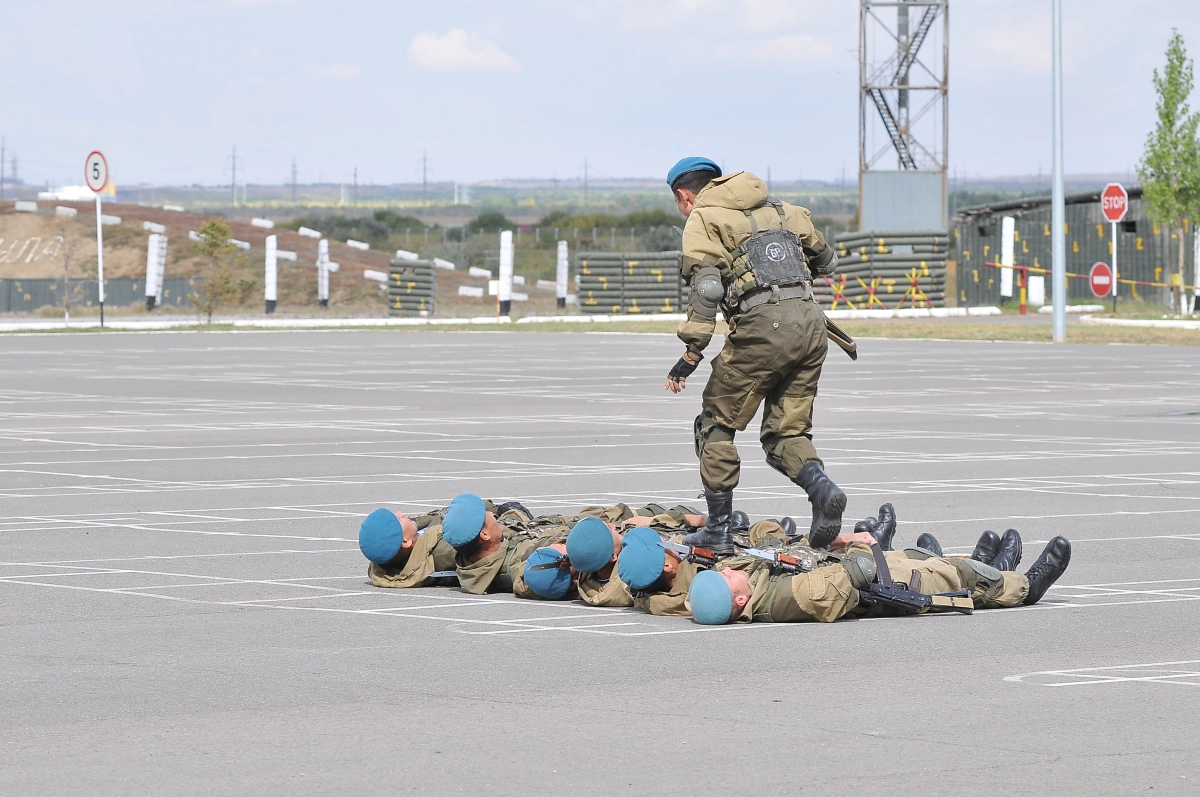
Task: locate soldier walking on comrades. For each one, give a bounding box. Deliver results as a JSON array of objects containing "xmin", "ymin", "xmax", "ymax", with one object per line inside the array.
[{"xmin": 663, "ymin": 157, "xmax": 846, "ymax": 555}]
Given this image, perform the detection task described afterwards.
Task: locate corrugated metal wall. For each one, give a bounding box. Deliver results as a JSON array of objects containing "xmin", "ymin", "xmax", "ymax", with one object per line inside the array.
[
  {"xmin": 955, "ymin": 194, "xmax": 1194, "ymax": 307},
  {"xmin": 0, "ymin": 277, "xmax": 196, "ymax": 313}
]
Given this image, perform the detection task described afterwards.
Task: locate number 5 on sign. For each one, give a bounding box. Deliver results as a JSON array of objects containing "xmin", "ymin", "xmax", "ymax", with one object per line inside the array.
[
  {"xmin": 85, "ymin": 151, "xmax": 108, "ymax": 192},
  {"xmin": 85, "ymin": 150, "xmax": 109, "ymax": 326}
]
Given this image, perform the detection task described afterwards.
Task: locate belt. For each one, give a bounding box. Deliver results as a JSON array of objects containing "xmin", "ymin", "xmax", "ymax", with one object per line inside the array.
[{"xmin": 737, "ymin": 283, "xmax": 812, "ymax": 313}]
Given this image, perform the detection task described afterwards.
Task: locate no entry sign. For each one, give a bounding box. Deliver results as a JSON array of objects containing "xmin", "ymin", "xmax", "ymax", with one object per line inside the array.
[
  {"xmin": 1090, "ymin": 262, "xmax": 1113, "ymax": 298},
  {"xmin": 1101, "ymin": 183, "xmax": 1128, "ymax": 223}
]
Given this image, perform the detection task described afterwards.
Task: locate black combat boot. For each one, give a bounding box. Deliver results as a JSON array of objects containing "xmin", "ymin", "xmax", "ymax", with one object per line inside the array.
[
  {"xmin": 915, "ymin": 533, "xmax": 943, "ymax": 557},
  {"xmin": 731, "ymin": 510, "xmax": 750, "ymax": 533},
  {"xmin": 853, "ymin": 516, "xmax": 878, "ymax": 535},
  {"xmin": 682, "ymin": 491, "xmax": 735, "ymax": 555},
  {"xmin": 991, "ymin": 529, "xmax": 1023, "ymax": 571},
  {"xmin": 971, "ymin": 530, "xmax": 1001, "ymax": 565},
  {"xmin": 874, "ymin": 503, "xmax": 898, "ymax": 551},
  {"xmin": 1023, "ymin": 536, "xmax": 1072, "ymax": 605},
  {"xmin": 794, "ymin": 463, "xmax": 846, "ymax": 549}
]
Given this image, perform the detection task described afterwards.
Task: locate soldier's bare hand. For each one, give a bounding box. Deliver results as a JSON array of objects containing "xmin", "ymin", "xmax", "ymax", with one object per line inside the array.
[
  {"xmin": 665, "ymin": 376, "xmax": 687, "ymax": 393},
  {"xmin": 831, "ymin": 531, "xmax": 876, "ymax": 550}
]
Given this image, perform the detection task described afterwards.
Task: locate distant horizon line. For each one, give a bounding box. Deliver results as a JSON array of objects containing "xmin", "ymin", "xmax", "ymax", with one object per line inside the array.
[{"xmin": 11, "ymin": 171, "xmax": 1140, "ymax": 191}]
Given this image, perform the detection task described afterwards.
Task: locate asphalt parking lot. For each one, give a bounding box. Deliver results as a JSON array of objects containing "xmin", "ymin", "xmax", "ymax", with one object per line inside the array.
[{"xmin": 2, "ymin": 329, "xmax": 1198, "ymax": 796}]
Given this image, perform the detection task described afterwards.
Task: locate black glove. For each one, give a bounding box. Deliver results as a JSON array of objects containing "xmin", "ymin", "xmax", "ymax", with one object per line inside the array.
[{"xmin": 667, "ymin": 350, "xmax": 704, "ymax": 381}]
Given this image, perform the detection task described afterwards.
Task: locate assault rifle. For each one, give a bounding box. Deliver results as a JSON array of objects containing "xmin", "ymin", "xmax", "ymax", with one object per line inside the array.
[
  {"xmin": 856, "ymin": 543, "xmax": 973, "ymax": 616},
  {"xmin": 659, "ymin": 540, "xmax": 721, "ymax": 567},
  {"xmin": 739, "ymin": 547, "xmax": 815, "ymax": 575}
]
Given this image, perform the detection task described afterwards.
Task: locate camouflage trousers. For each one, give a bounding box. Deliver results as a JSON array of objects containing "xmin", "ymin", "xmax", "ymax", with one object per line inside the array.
[{"xmin": 695, "ymin": 298, "xmax": 827, "ymax": 493}]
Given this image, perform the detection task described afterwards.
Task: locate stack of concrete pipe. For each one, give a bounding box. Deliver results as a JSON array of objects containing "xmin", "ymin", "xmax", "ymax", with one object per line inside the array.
[
  {"xmin": 388, "ymin": 258, "xmax": 436, "ymax": 317},
  {"xmin": 819, "ymin": 230, "xmax": 949, "ymax": 309},
  {"xmin": 576, "ymin": 251, "xmax": 685, "ymax": 314}
]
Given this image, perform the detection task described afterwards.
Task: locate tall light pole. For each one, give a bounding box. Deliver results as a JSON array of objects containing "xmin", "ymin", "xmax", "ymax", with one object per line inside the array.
[{"xmin": 1051, "ymin": 0, "xmax": 1067, "ymax": 342}]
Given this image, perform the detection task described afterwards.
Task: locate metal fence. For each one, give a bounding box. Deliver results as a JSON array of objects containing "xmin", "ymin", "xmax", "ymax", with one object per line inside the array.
[
  {"xmin": 0, "ymin": 277, "xmax": 197, "ymax": 313},
  {"xmin": 955, "ymin": 190, "xmax": 1195, "ymax": 307}
]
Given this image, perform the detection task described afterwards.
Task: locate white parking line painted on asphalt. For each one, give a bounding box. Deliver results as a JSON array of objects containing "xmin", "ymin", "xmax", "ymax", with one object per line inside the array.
[{"xmin": 1005, "ymin": 660, "xmax": 1200, "ymax": 686}]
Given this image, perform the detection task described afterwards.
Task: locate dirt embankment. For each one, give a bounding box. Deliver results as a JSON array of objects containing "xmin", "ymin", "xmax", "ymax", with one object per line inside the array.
[{"xmin": 0, "ymin": 201, "xmax": 562, "ymax": 315}]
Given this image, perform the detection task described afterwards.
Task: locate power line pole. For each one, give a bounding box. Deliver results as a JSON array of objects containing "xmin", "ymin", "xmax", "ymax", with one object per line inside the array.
[
  {"xmin": 353, "ymin": 166, "xmax": 358, "ymax": 206},
  {"xmin": 421, "ymin": 150, "xmax": 428, "ymax": 208},
  {"xmin": 231, "ymin": 145, "xmax": 238, "ymax": 206},
  {"xmin": 583, "ymin": 157, "xmax": 588, "ymax": 213},
  {"xmin": 291, "ymin": 157, "xmax": 297, "ymax": 202}
]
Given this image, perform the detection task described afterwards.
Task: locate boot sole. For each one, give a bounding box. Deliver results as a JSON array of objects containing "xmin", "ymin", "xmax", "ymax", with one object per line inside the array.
[{"xmin": 808, "ymin": 490, "xmax": 846, "ymax": 548}]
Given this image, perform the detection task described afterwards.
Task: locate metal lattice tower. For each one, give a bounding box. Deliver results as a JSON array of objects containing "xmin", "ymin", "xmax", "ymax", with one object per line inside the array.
[{"xmin": 858, "ymin": 0, "xmax": 949, "ymax": 229}]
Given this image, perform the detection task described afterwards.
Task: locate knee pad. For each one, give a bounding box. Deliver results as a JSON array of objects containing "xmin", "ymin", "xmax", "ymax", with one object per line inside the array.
[
  {"xmin": 842, "ymin": 553, "xmax": 877, "ymax": 590},
  {"xmin": 695, "ymin": 414, "xmax": 735, "ymax": 459},
  {"xmin": 955, "ymin": 557, "xmax": 1002, "ymax": 584}
]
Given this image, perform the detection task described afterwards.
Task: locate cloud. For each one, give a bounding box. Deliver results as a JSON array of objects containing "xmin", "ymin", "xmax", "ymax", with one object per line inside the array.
[
  {"xmin": 407, "ymin": 29, "xmax": 520, "ymax": 73},
  {"xmin": 312, "ymin": 63, "xmax": 362, "ymax": 79}
]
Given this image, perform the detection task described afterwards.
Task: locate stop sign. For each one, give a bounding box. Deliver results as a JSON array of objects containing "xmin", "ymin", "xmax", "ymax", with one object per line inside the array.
[
  {"xmin": 1101, "ymin": 183, "xmax": 1128, "ymax": 223},
  {"xmin": 1090, "ymin": 262, "xmax": 1113, "ymax": 297}
]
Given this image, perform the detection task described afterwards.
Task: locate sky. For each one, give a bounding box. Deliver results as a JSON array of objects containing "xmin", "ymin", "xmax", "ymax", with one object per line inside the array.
[{"xmin": 1, "ymin": 0, "xmax": 1198, "ymax": 187}]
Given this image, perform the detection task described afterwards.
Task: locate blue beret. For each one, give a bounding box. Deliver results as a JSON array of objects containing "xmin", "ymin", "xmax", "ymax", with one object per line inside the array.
[
  {"xmin": 617, "ymin": 527, "xmax": 666, "ymax": 590},
  {"xmin": 566, "ymin": 517, "xmax": 615, "ymax": 574},
  {"xmin": 666, "ymin": 156, "xmax": 722, "ymax": 188},
  {"xmin": 442, "ymin": 493, "xmax": 487, "ymax": 548},
  {"xmin": 359, "ymin": 507, "xmax": 404, "ymax": 564},
  {"xmin": 523, "ymin": 547, "xmax": 573, "ymax": 599},
  {"xmin": 689, "ymin": 569, "xmax": 734, "ymax": 624}
]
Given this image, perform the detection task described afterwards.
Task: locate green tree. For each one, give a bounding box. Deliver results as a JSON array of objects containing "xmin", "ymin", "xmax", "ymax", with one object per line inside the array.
[
  {"xmin": 466, "ymin": 211, "xmax": 515, "ymax": 233},
  {"xmin": 1138, "ymin": 29, "xmax": 1200, "ymax": 313},
  {"xmin": 190, "ymin": 219, "xmax": 256, "ymax": 323}
]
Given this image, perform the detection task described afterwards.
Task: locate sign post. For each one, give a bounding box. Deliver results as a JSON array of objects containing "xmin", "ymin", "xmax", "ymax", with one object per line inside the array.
[
  {"xmin": 1101, "ymin": 182, "xmax": 1128, "ymax": 314},
  {"xmin": 1089, "ymin": 262, "xmax": 1113, "ymax": 299},
  {"xmin": 85, "ymin": 151, "xmax": 109, "ymax": 327}
]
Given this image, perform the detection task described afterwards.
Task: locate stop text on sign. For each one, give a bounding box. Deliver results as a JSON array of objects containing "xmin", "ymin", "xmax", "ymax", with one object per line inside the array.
[{"xmin": 1101, "ymin": 183, "xmax": 1128, "ymax": 223}]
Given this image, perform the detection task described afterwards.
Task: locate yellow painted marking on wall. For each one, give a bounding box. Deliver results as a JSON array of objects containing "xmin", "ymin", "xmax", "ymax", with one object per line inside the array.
[
  {"xmin": 1137, "ymin": 237, "xmax": 1144, "ymax": 251},
  {"xmin": 983, "ymin": 244, "xmax": 990, "ymax": 257},
  {"xmin": 1072, "ymin": 240, "xmax": 1079, "ymax": 253}
]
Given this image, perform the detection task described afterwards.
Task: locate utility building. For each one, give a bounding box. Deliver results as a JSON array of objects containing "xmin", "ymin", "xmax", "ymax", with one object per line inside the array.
[{"xmin": 955, "ymin": 187, "xmax": 1197, "ymax": 309}]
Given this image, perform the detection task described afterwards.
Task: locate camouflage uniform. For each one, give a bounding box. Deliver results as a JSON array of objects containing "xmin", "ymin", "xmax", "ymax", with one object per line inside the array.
[{"xmin": 678, "ymin": 171, "xmax": 839, "ymax": 493}]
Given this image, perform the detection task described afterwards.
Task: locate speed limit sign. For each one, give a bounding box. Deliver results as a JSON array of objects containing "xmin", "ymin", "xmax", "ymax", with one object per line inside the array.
[{"xmin": 84, "ymin": 151, "xmax": 108, "ymax": 193}]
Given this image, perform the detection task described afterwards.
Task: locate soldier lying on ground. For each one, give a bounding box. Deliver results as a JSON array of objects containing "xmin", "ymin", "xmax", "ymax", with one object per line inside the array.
[
  {"xmin": 615, "ymin": 509, "xmax": 1071, "ymax": 621},
  {"xmin": 521, "ymin": 510, "xmax": 802, "ymax": 605},
  {"xmin": 359, "ymin": 496, "xmax": 705, "ymax": 594},
  {"xmin": 686, "ymin": 530, "xmax": 1072, "ymax": 625}
]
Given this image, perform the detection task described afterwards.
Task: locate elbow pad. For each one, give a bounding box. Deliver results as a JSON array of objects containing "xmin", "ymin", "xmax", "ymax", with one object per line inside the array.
[
  {"xmin": 689, "ymin": 266, "xmax": 724, "ymax": 320},
  {"xmin": 809, "ymin": 246, "xmax": 838, "ymax": 276}
]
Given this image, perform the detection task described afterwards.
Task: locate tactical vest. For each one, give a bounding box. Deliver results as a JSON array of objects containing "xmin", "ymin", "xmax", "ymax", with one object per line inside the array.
[{"xmin": 727, "ymin": 198, "xmax": 812, "ymax": 305}]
